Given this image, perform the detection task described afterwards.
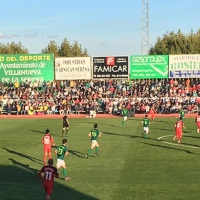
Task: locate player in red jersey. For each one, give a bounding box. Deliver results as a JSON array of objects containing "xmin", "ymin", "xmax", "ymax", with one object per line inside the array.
[
  {"xmin": 148, "ymin": 107, "xmax": 155, "ymax": 120},
  {"xmin": 38, "ymin": 159, "xmax": 59, "ymax": 200},
  {"xmin": 173, "ymin": 117, "xmax": 186, "ymax": 144},
  {"xmin": 42, "ymin": 129, "xmax": 55, "ymax": 165},
  {"xmin": 195, "ymin": 112, "xmax": 200, "ymax": 133}
]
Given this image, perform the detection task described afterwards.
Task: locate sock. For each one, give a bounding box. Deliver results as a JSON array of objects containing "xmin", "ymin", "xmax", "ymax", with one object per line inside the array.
[
  {"xmin": 87, "ymin": 148, "xmax": 92, "ymax": 155},
  {"xmin": 66, "ymin": 129, "xmax": 68, "ymax": 135},
  {"xmin": 63, "ymin": 168, "xmax": 67, "ymax": 177},
  {"xmin": 95, "ymin": 147, "xmax": 99, "ymax": 154},
  {"xmin": 143, "ymin": 132, "xmax": 147, "ymax": 138},
  {"xmin": 44, "ymin": 155, "xmax": 47, "ymax": 164},
  {"xmin": 121, "ymin": 121, "xmax": 124, "ymax": 126},
  {"xmin": 62, "ymin": 130, "xmax": 64, "ymax": 136}
]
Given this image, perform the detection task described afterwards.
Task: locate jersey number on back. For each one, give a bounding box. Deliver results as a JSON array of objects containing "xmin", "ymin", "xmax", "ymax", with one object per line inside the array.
[
  {"xmin": 57, "ymin": 148, "xmax": 63, "ymax": 155},
  {"xmin": 45, "ymin": 171, "xmax": 52, "ymax": 180}
]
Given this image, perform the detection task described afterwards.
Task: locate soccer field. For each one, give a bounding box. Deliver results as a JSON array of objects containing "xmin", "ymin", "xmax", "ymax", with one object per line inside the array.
[{"xmin": 0, "ymin": 117, "xmax": 200, "ymax": 200}]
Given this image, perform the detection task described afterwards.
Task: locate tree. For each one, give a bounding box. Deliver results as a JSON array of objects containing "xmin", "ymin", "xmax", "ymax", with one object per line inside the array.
[
  {"xmin": 0, "ymin": 42, "xmax": 28, "ymax": 54},
  {"xmin": 41, "ymin": 40, "xmax": 59, "ymax": 57},
  {"xmin": 149, "ymin": 29, "xmax": 200, "ymax": 55},
  {"xmin": 42, "ymin": 39, "xmax": 89, "ymax": 57}
]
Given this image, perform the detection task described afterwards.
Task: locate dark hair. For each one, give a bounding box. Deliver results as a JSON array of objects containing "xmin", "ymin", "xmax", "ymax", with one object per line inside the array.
[
  {"xmin": 48, "ymin": 159, "xmax": 53, "ymax": 165},
  {"xmin": 94, "ymin": 123, "xmax": 98, "ymax": 128},
  {"xmin": 62, "ymin": 139, "xmax": 67, "ymax": 144},
  {"xmin": 46, "ymin": 129, "xmax": 50, "ymax": 134}
]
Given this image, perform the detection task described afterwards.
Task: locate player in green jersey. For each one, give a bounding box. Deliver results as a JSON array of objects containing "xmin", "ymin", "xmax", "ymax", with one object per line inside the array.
[
  {"xmin": 121, "ymin": 106, "xmax": 129, "ymax": 127},
  {"xmin": 141, "ymin": 114, "xmax": 150, "ymax": 138},
  {"xmin": 178, "ymin": 108, "xmax": 185, "ymax": 120},
  {"xmin": 86, "ymin": 123, "xmax": 102, "ymax": 158},
  {"xmin": 55, "ymin": 139, "xmax": 71, "ymax": 180}
]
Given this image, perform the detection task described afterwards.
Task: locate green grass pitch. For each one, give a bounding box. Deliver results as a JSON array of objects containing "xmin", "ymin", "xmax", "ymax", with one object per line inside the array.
[{"xmin": 0, "ymin": 117, "xmax": 200, "ymax": 200}]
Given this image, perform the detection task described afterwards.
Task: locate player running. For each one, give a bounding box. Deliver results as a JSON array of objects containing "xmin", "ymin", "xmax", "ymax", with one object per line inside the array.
[
  {"xmin": 38, "ymin": 159, "xmax": 59, "ymax": 200},
  {"xmin": 62, "ymin": 114, "xmax": 69, "ymax": 137},
  {"xmin": 55, "ymin": 139, "xmax": 71, "ymax": 181},
  {"xmin": 42, "ymin": 129, "xmax": 55, "ymax": 165},
  {"xmin": 121, "ymin": 106, "xmax": 129, "ymax": 127},
  {"xmin": 141, "ymin": 114, "xmax": 150, "ymax": 138},
  {"xmin": 148, "ymin": 107, "xmax": 156, "ymax": 121},
  {"xmin": 195, "ymin": 112, "xmax": 200, "ymax": 133},
  {"xmin": 173, "ymin": 117, "xmax": 186, "ymax": 144},
  {"xmin": 178, "ymin": 108, "xmax": 185, "ymax": 120},
  {"xmin": 86, "ymin": 123, "xmax": 102, "ymax": 158}
]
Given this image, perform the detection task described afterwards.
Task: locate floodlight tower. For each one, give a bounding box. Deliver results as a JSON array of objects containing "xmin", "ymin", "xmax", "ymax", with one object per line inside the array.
[{"xmin": 141, "ymin": 0, "xmax": 149, "ymax": 55}]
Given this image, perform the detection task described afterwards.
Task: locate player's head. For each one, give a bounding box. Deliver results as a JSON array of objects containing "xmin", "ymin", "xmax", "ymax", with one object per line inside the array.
[
  {"xmin": 145, "ymin": 114, "xmax": 148, "ymax": 118},
  {"xmin": 94, "ymin": 123, "xmax": 98, "ymax": 129},
  {"xmin": 48, "ymin": 159, "xmax": 53, "ymax": 165},
  {"xmin": 46, "ymin": 129, "xmax": 50, "ymax": 134},
  {"xmin": 62, "ymin": 139, "xmax": 67, "ymax": 145},
  {"xmin": 179, "ymin": 117, "xmax": 183, "ymax": 121}
]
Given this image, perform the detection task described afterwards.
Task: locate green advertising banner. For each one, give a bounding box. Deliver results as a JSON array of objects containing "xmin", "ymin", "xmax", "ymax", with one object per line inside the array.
[
  {"xmin": 130, "ymin": 55, "xmax": 169, "ymax": 79},
  {"xmin": 0, "ymin": 54, "xmax": 54, "ymax": 82}
]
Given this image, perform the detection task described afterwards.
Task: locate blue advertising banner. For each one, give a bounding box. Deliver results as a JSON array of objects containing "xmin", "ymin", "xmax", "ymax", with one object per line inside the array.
[{"xmin": 169, "ymin": 54, "xmax": 200, "ymax": 78}]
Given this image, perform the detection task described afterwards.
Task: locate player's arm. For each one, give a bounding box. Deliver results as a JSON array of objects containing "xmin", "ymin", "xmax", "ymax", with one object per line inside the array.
[
  {"xmin": 99, "ymin": 132, "xmax": 102, "ymax": 137},
  {"xmin": 65, "ymin": 151, "xmax": 69, "ymax": 156},
  {"xmin": 55, "ymin": 168, "xmax": 59, "ymax": 178},
  {"xmin": 88, "ymin": 132, "xmax": 91, "ymax": 137},
  {"xmin": 55, "ymin": 149, "xmax": 58, "ymax": 154},
  {"xmin": 66, "ymin": 119, "xmax": 69, "ymax": 124},
  {"xmin": 51, "ymin": 137, "xmax": 55, "ymax": 146},
  {"xmin": 38, "ymin": 168, "xmax": 44, "ymax": 182}
]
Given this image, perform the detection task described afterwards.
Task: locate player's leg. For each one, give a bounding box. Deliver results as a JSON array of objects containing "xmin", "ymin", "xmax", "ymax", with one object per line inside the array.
[
  {"xmin": 121, "ymin": 116, "xmax": 127, "ymax": 127},
  {"xmin": 62, "ymin": 126, "xmax": 65, "ymax": 137},
  {"xmin": 45, "ymin": 185, "xmax": 53, "ymax": 200},
  {"xmin": 197, "ymin": 124, "xmax": 200, "ymax": 133},
  {"xmin": 95, "ymin": 142, "xmax": 99, "ymax": 156},
  {"xmin": 48, "ymin": 148, "xmax": 52, "ymax": 159},
  {"xmin": 86, "ymin": 141, "xmax": 94, "ymax": 158},
  {"xmin": 65, "ymin": 125, "xmax": 69, "ymax": 136},
  {"xmin": 142, "ymin": 127, "xmax": 147, "ymax": 138},
  {"xmin": 61, "ymin": 161, "xmax": 71, "ymax": 180},
  {"xmin": 178, "ymin": 132, "xmax": 182, "ymax": 143},
  {"xmin": 44, "ymin": 151, "xmax": 48, "ymax": 165}
]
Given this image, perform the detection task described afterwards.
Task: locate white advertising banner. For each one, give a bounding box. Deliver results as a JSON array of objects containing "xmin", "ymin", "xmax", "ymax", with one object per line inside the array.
[
  {"xmin": 55, "ymin": 57, "xmax": 91, "ymax": 80},
  {"xmin": 169, "ymin": 54, "xmax": 200, "ymax": 78}
]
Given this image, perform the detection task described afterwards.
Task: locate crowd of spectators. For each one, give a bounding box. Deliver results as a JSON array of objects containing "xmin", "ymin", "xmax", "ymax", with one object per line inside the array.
[{"xmin": 0, "ymin": 78, "xmax": 200, "ymax": 116}]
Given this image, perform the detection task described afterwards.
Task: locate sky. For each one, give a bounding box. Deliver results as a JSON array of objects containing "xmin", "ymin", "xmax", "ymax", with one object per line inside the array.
[{"xmin": 0, "ymin": 0, "xmax": 200, "ymax": 57}]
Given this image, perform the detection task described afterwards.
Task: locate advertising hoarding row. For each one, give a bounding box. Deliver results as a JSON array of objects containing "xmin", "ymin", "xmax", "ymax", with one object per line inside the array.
[
  {"xmin": 1, "ymin": 54, "xmax": 200, "ymax": 82},
  {"xmin": 0, "ymin": 54, "xmax": 54, "ymax": 82}
]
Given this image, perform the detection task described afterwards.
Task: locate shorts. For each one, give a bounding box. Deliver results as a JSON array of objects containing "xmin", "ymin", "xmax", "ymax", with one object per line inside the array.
[
  {"xmin": 63, "ymin": 123, "xmax": 69, "ymax": 128},
  {"xmin": 57, "ymin": 158, "xmax": 65, "ymax": 168},
  {"xmin": 143, "ymin": 127, "xmax": 149, "ymax": 133},
  {"xmin": 124, "ymin": 116, "xmax": 127, "ymax": 121},
  {"xmin": 176, "ymin": 130, "xmax": 182, "ymax": 138},
  {"xmin": 91, "ymin": 140, "xmax": 98, "ymax": 148},
  {"xmin": 43, "ymin": 184, "xmax": 53, "ymax": 196},
  {"xmin": 44, "ymin": 146, "xmax": 51, "ymax": 154}
]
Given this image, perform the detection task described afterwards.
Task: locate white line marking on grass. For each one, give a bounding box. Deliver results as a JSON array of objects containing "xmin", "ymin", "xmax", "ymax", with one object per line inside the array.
[{"xmin": 157, "ymin": 134, "xmax": 200, "ymax": 149}]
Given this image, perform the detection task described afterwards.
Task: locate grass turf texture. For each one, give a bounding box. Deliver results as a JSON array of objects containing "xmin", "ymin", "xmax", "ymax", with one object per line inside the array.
[{"xmin": 0, "ymin": 117, "xmax": 200, "ymax": 200}]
